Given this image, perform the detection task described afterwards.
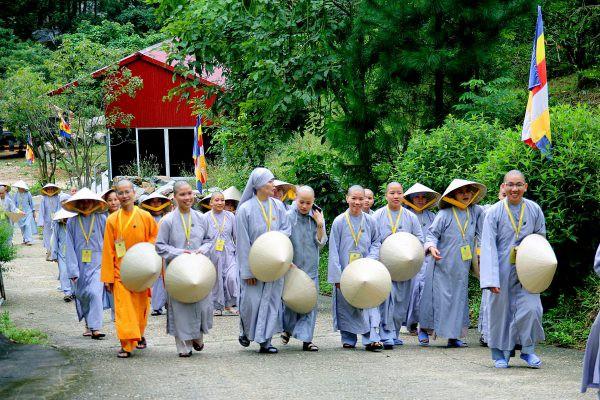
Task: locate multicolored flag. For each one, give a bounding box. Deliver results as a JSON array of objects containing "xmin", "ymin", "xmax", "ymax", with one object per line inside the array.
[
  {"xmin": 58, "ymin": 111, "xmax": 72, "ymax": 139},
  {"xmin": 25, "ymin": 131, "xmax": 35, "ymax": 165},
  {"xmin": 192, "ymin": 116, "xmax": 208, "ymax": 192},
  {"xmin": 522, "ymin": 5, "xmax": 551, "ymax": 159}
]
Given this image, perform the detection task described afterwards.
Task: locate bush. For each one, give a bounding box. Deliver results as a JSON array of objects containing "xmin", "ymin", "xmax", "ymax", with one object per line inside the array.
[
  {"xmin": 0, "ymin": 311, "xmax": 47, "ymax": 344},
  {"xmin": 0, "ymin": 223, "xmax": 17, "ymax": 274},
  {"xmin": 474, "ymin": 104, "xmax": 600, "ymax": 300}
]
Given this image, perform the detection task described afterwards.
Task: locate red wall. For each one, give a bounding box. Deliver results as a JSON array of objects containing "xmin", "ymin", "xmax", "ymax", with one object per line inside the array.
[{"xmin": 107, "ymin": 58, "xmax": 215, "ymax": 128}]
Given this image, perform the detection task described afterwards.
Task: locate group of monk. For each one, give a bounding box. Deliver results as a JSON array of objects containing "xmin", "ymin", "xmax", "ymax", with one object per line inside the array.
[{"xmin": 0, "ymin": 168, "xmax": 557, "ymax": 369}]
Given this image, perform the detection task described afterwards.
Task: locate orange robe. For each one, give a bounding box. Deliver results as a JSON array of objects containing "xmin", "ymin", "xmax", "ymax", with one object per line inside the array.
[{"xmin": 101, "ymin": 206, "xmax": 158, "ymax": 352}]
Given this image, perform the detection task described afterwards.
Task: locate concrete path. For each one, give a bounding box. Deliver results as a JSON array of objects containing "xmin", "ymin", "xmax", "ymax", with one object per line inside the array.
[{"xmin": 1, "ymin": 234, "xmax": 595, "ymax": 399}]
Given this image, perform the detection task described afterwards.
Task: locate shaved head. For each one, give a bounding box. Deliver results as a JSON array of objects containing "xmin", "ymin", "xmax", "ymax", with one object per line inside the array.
[
  {"xmin": 173, "ymin": 180, "xmax": 192, "ymax": 195},
  {"xmin": 297, "ymin": 185, "xmax": 315, "ymax": 198},
  {"xmin": 386, "ymin": 181, "xmax": 403, "ymax": 192},
  {"xmin": 504, "ymin": 170, "xmax": 526, "ymax": 183},
  {"xmin": 347, "ymin": 185, "xmax": 365, "ymax": 196},
  {"xmin": 116, "ymin": 179, "xmax": 133, "ymax": 191}
]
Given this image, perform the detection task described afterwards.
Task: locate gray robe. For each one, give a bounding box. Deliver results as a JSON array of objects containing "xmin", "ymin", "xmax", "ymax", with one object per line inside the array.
[
  {"xmin": 206, "ymin": 210, "xmax": 238, "ymax": 310},
  {"xmin": 477, "ymin": 203, "xmax": 494, "ymax": 341},
  {"xmin": 66, "ymin": 212, "xmax": 108, "ymax": 331},
  {"xmin": 372, "ymin": 206, "xmax": 424, "ymax": 337},
  {"xmin": 406, "ymin": 209, "xmax": 436, "ymax": 328},
  {"xmin": 582, "ymin": 244, "xmax": 600, "ymax": 393},
  {"xmin": 479, "ymin": 198, "xmax": 546, "ymax": 351},
  {"xmin": 236, "ymin": 196, "xmax": 291, "ymax": 344},
  {"xmin": 155, "ymin": 209, "xmax": 213, "ymax": 340},
  {"xmin": 0, "ymin": 195, "xmax": 17, "ymax": 244},
  {"xmin": 420, "ymin": 205, "xmax": 483, "ymax": 339},
  {"xmin": 283, "ymin": 209, "xmax": 327, "ymax": 342},
  {"xmin": 328, "ymin": 211, "xmax": 381, "ymax": 335},
  {"xmin": 38, "ymin": 193, "xmax": 69, "ymax": 251},
  {"xmin": 51, "ymin": 220, "xmax": 72, "ymax": 295},
  {"xmin": 150, "ymin": 214, "xmax": 168, "ymax": 312},
  {"xmin": 13, "ymin": 191, "xmax": 35, "ymax": 243}
]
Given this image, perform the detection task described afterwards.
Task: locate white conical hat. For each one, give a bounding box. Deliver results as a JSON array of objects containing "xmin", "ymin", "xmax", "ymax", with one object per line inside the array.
[
  {"xmin": 402, "ymin": 183, "xmax": 441, "ymax": 212},
  {"xmin": 120, "ymin": 242, "xmax": 163, "ymax": 292},
  {"xmin": 249, "ymin": 231, "xmax": 294, "ymax": 282},
  {"xmin": 379, "ymin": 232, "xmax": 425, "ymax": 281},
  {"xmin": 165, "ymin": 253, "xmax": 217, "ymax": 303},
  {"xmin": 223, "ymin": 186, "xmax": 242, "ymax": 202},
  {"xmin": 273, "ymin": 180, "xmax": 296, "ymax": 201},
  {"xmin": 439, "ymin": 179, "xmax": 487, "ymax": 209},
  {"xmin": 140, "ymin": 191, "xmax": 171, "ymax": 213},
  {"xmin": 12, "ymin": 180, "xmax": 29, "ymax": 190},
  {"xmin": 340, "ymin": 258, "xmax": 392, "ymax": 309},
  {"xmin": 63, "ymin": 188, "xmax": 108, "ymax": 213},
  {"xmin": 282, "ymin": 266, "xmax": 317, "ymax": 314},
  {"xmin": 42, "ymin": 183, "xmax": 60, "ymax": 190},
  {"xmin": 52, "ymin": 208, "xmax": 77, "ymax": 221},
  {"xmin": 0, "ymin": 182, "xmax": 11, "ymax": 192},
  {"xmin": 99, "ymin": 188, "xmax": 115, "ymax": 200},
  {"xmin": 516, "ymin": 234, "xmax": 557, "ymax": 293}
]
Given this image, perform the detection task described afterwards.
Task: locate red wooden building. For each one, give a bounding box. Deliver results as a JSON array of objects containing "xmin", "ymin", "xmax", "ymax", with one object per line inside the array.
[{"xmin": 52, "ymin": 42, "xmax": 224, "ymax": 178}]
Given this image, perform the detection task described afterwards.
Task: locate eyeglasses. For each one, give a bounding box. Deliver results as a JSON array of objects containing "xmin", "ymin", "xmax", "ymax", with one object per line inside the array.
[{"xmin": 504, "ymin": 182, "xmax": 525, "ymax": 188}]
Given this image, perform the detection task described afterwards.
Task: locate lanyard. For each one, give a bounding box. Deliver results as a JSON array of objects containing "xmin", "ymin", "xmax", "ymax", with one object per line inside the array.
[
  {"xmin": 78, "ymin": 214, "xmax": 96, "ymax": 245},
  {"xmin": 210, "ymin": 211, "xmax": 226, "ymax": 235},
  {"xmin": 503, "ymin": 199, "xmax": 525, "ymax": 240},
  {"xmin": 452, "ymin": 206, "xmax": 470, "ymax": 241},
  {"xmin": 256, "ymin": 198, "xmax": 272, "ymax": 232},
  {"xmin": 344, "ymin": 211, "xmax": 363, "ymax": 248},
  {"xmin": 179, "ymin": 210, "xmax": 192, "ymax": 242},
  {"xmin": 386, "ymin": 205, "xmax": 404, "ymax": 234},
  {"xmin": 117, "ymin": 207, "xmax": 138, "ymax": 239}
]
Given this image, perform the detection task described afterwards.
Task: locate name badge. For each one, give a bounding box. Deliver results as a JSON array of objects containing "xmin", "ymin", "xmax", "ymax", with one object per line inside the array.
[
  {"xmin": 215, "ymin": 239, "xmax": 225, "ymax": 252},
  {"xmin": 115, "ymin": 239, "xmax": 126, "ymax": 258},
  {"xmin": 81, "ymin": 249, "xmax": 92, "ymax": 263},
  {"xmin": 509, "ymin": 246, "xmax": 518, "ymax": 264},
  {"xmin": 348, "ymin": 252, "xmax": 362, "ymax": 264},
  {"xmin": 460, "ymin": 245, "xmax": 472, "ymax": 261}
]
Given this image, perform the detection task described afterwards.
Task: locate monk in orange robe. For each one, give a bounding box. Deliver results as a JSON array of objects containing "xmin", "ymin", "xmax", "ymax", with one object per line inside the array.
[{"xmin": 101, "ymin": 180, "xmax": 158, "ymax": 358}]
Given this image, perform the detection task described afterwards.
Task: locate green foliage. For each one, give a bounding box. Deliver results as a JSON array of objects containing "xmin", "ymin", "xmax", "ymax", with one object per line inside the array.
[
  {"xmin": 0, "ymin": 312, "xmax": 47, "ymax": 345},
  {"xmin": 203, "ymin": 160, "xmax": 251, "ymax": 194},
  {"xmin": 391, "ymin": 117, "xmax": 504, "ymax": 195},
  {"xmin": 578, "ymin": 68, "xmax": 600, "ymax": 90},
  {"xmin": 0, "ymin": 28, "xmax": 52, "ymax": 80},
  {"xmin": 120, "ymin": 154, "xmax": 161, "ymax": 179},
  {"xmin": 474, "ymin": 105, "xmax": 600, "ymax": 294},
  {"xmin": 0, "ymin": 223, "xmax": 17, "ymax": 273},
  {"xmin": 319, "ymin": 249, "xmax": 333, "ymax": 296}
]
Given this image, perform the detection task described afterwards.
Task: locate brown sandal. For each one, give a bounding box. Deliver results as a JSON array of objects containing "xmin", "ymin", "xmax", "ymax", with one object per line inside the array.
[
  {"xmin": 117, "ymin": 349, "xmax": 131, "ymax": 358},
  {"xmin": 136, "ymin": 337, "xmax": 147, "ymax": 349}
]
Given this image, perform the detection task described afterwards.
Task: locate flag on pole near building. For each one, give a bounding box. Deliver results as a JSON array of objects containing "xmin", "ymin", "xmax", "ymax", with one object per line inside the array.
[
  {"xmin": 192, "ymin": 115, "xmax": 208, "ymax": 192},
  {"xmin": 522, "ymin": 5, "xmax": 552, "ymax": 159},
  {"xmin": 58, "ymin": 111, "xmax": 72, "ymax": 139},
  {"xmin": 25, "ymin": 131, "xmax": 35, "ymax": 165}
]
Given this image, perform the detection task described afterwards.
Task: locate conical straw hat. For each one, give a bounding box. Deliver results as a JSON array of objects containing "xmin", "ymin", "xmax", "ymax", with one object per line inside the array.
[
  {"xmin": 249, "ymin": 231, "xmax": 294, "ymax": 282},
  {"xmin": 120, "ymin": 242, "xmax": 162, "ymax": 292},
  {"xmin": 273, "ymin": 180, "xmax": 296, "ymax": 201},
  {"xmin": 140, "ymin": 192, "xmax": 171, "ymax": 212},
  {"xmin": 402, "ymin": 183, "xmax": 440, "ymax": 212},
  {"xmin": 99, "ymin": 188, "xmax": 115, "ymax": 201},
  {"xmin": 12, "ymin": 180, "xmax": 29, "ymax": 191},
  {"xmin": 340, "ymin": 258, "xmax": 392, "ymax": 309},
  {"xmin": 63, "ymin": 188, "xmax": 108, "ymax": 213},
  {"xmin": 379, "ymin": 232, "xmax": 425, "ymax": 281},
  {"xmin": 516, "ymin": 234, "xmax": 557, "ymax": 293},
  {"xmin": 438, "ymin": 179, "xmax": 487, "ymax": 209},
  {"xmin": 52, "ymin": 208, "xmax": 77, "ymax": 221},
  {"xmin": 41, "ymin": 183, "xmax": 61, "ymax": 195},
  {"xmin": 0, "ymin": 182, "xmax": 10, "ymax": 192},
  {"xmin": 165, "ymin": 253, "xmax": 217, "ymax": 303},
  {"xmin": 282, "ymin": 266, "xmax": 317, "ymax": 314},
  {"xmin": 223, "ymin": 186, "xmax": 242, "ymax": 202}
]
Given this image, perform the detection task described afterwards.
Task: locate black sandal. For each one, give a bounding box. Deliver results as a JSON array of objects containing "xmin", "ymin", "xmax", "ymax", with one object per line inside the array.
[
  {"xmin": 365, "ymin": 342, "xmax": 383, "ymax": 352},
  {"xmin": 258, "ymin": 346, "xmax": 278, "ymax": 354},
  {"xmin": 91, "ymin": 332, "xmax": 106, "ymax": 340},
  {"xmin": 281, "ymin": 332, "xmax": 291, "ymax": 345},
  {"xmin": 238, "ymin": 335, "xmax": 250, "ymax": 348},
  {"xmin": 342, "ymin": 343, "xmax": 356, "ymax": 349},
  {"xmin": 192, "ymin": 341, "xmax": 204, "ymax": 351},
  {"xmin": 117, "ymin": 349, "xmax": 131, "ymax": 358},
  {"xmin": 136, "ymin": 337, "xmax": 147, "ymax": 349},
  {"xmin": 303, "ymin": 342, "xmax": 318, "ymax": 352},
  {"xmin": 150, "ymin": 310, "xmax": 162, "ymax": 316},
  {"xmin": 179, "ymin": 351, "xmax": 192, "ymax": 358}
]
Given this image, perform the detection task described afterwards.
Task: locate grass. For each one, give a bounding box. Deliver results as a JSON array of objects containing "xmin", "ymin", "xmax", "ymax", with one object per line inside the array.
[
  {"xmin": 0, "ymin": 311, "xmax": 47, "ymax": 345},
  {"xmin": 318, "ymin": 249, "xmax": 333, "ymax": 296}
]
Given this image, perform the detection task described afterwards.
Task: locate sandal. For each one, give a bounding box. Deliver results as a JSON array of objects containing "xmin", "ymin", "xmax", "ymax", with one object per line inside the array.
[
  {"xmin": 63, "ymin": 295, "xmax": 72, "ymax": 303},
  {"xmin": 365, "ymin": 342, "xmax": 383, "ymax": 352},
  {"xmin": 117, "ymin": 349, "xmax": 131, "ymax": 358},
  {"xmin": 238, "ymin": 335, "xmax": 250, "ymax": 348},
  {"xmin": 281, "ymin": 331, "xmax": 291, "ymax": 345},
  {"xmin": 91, "ymin": 331, "xmax": 106, "ymax": 340},
  {"xmin": 418, "ymin": 331, "xmax": 429, "ymax": 347},
  {"xmin": 258, "ymin": 346, "xmax": 278, "ymax": 354},
  {"xmin": 192, "ymin": 341, "xmax": 204, "ymax": 352},
  {"xmin": 213, "ymin": 309, "xmax": 223, "ymax": 316},
  {"xmin": 342, "ymin": 343, "xmax": 356, "ymax": 349},
  {"xmin": 179, "ymin": 351, "xmax": 192, "ymax": 358},
  {"xmin": 136, "ymin": 337, "xmax": 147, "ymax": 350},
  {"xmin": 447, "ymin": 339, "xmax": 468, "ymax": 348},
  {"xmin": 83, "ymin": 330, "xmax": 92, "ymax": 337},
  {"xmin": 223, "ymin": 308, "xmax": 240, "ymax": 316},
  {"xmin": 303, "ymin": 342, "xmax": 318, "ymax": 352},
  {"xmin": 150, "ymin": 310, "xmax": 162, "ymax": 316}
]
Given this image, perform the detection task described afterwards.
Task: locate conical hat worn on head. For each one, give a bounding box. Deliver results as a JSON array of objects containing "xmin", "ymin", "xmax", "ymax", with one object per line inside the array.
[
  {"xmin": 120, "ymin": 242, "xmax": 163, "ymax": 292},
  {"xmin": 379, "ymin": 232, "xmax": 425, "ymax": 281},
  {"xmin": 282, "ymin": 266, "xmax": 317, "ymax": 314},
  {"xmin": 223, "ymin": 186, "xmax": 241, "ymax": 202},
  {"xmin": 340, "ymin": 258, "xmax": 392, "ymax": 309},
  {"xmin": 99, "ymin": 188, "xmax": 115, "ymax": 201},
  {"xmin": 0, "ymin": 182, "xmax": 11, "ymax": 192},
  {"xmin": 62, "ymin": 187, "xmax": 108, "ymax": 214},
  {"xmin": 438, "ymin": 179, "xmax": 487, "ymax": 209},
  {"xmin": 165, "ymin": 253, "xmax": 217, "ymax": 303},
  {"xmin": 516, "ymin": 234, "xmax": 557, "ymax": 293},
  {"xmin": 140, "ymin": 192, "xmax": 171, "ymax": 212},
  {"xmin": 402, "ymin": 183, "xmax": 441, "ymax": 212},
  {"xmin": 12, "ymin": 180, "xmax": 30, "ymax": 191},
  {"xmin": 273, "ymin": 180, "xmax": 296, "ymax": 201},
  {"xmin": 41, "ymin": 183, "xmax": 60, "ymax": 195},
  {"xmin": 249, "ymin": 231, "xmax": 294, "ymax": 282},
  {"xmin": 52, "ymin": 208, "xmax": 77, "ymax": 221}
]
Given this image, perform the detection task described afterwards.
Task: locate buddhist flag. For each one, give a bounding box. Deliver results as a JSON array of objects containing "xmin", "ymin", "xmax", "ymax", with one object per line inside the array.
[
  {"xmin": 58, "ymin": 111, "xmax": 72, "ymax": 139},
  {"xmin": 192, "ymin": 116, "xmax": 208, "ymax": 192},
  {"xmin": 522, "ymin": 5, "xmax": 551, "ymax": 159},
  {"xmin": 25, "ymin": 131, "xmax": 35, "ymax": 165}
]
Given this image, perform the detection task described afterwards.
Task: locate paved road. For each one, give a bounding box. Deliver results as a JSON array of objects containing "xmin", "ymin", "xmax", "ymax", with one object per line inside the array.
[{"xmin": 2, "ymin": 234, "xmax": 594, "ymax": 399}]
